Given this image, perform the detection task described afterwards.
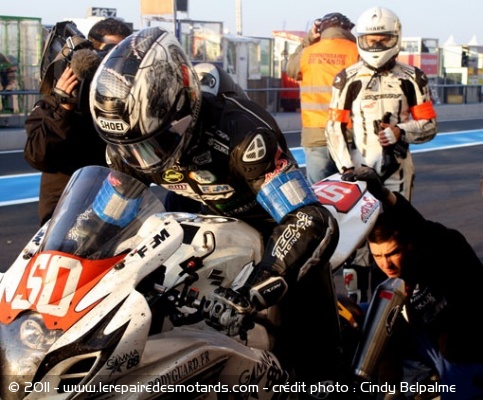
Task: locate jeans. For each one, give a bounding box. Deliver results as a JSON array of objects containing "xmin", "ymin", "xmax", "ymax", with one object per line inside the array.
[
  {"xmin": 414, "ymin": 331, "xmax": 483, "ymax": 400},
  {"xmin": 303, "ymin": 146, "xmax": 338, "ymax": 185}
]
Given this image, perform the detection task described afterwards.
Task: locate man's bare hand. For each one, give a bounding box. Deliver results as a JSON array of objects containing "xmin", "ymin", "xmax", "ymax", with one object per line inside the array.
[
  {"xmin": 54, "ymin": 66, "xmax": 78, "ymax": 110},
  {"xmin": 310, "ymin": 20, "xmax": 322, "ymax": 41}
]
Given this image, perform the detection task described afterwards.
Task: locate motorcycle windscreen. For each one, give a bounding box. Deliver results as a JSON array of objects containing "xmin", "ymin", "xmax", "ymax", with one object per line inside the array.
[{"xmin": 40, "ymin": 166, "xmax": 166, "ymax": 259}]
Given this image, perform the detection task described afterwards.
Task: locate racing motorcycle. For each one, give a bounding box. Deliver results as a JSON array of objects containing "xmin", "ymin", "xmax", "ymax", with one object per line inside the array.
[{"xmin": 0, "ymin": 165, "xmax": 382, "ymax": 399}]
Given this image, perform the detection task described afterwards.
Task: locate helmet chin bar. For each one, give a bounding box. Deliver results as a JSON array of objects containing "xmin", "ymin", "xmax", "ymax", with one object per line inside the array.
[{"xmin": 362, "ymin": 55, "xmax": 397, "ymax": 73}]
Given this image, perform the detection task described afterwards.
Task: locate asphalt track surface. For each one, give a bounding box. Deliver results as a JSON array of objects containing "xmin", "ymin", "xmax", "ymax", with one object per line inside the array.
[{"xmin": 0, "ymin": 120, "xmax": 482, "ymax": 274}]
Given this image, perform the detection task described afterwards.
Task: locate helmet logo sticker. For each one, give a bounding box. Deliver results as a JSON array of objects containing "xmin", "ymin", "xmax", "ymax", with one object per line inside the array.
[
  {"xmin": 180, "ymin": 63, "xmax": 191, "ymax": 87},
  {"xmin": 98, "ymin": 117, "xmax": 130, "ymax": 134},
  {"xmin": 190, "ymin": 170, "xmax": 216, "ymax": 184},
  {"xmin": 175, "ymin": 94, "xmax": 185, "ymax": 111},
  {"xmin": 365, "ymin": 25, "xmax": 385, "ymax": 32},
  {"xmin": 162, "ymin": 170, "xmax": 184, "ymax": 183},
  {"xmin": 199, "ymin": 184, "xmax": 234, "ymax": 194},
  {"xmin": 193, "ymin": 151, "xmax": 212, "ymax": 165},
  {"xmin": 208, "ymin": 138, "xmax": 229, "ymax": 155},
  {"xmin": 242, "ymin": 134, "xmax": 267, "ymax": 163}
]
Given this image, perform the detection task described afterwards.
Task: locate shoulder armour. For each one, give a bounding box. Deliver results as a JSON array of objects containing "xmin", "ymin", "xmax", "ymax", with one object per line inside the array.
[
  {"xmin": 414, "ymin": 66, "xmax": 429, "ymax": 88},
  {"xmin": 333, "ymin": 62, "xmax": 362, "ymax": 90},
  {"xmin": 395, "ymin": 61, "xmax": 429, "ymax": 91},
  {"xmin": 333, "ymin": 69, "xmax": 348, "ymax": 90}
]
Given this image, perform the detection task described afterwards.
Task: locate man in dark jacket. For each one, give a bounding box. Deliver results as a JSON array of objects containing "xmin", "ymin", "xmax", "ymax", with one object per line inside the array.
[
  {"xmin": 24, "ymin": 18, "xmax": 131, "ymax": 226},
  {"xmin": 343, "ymin": 166, "xmax": 483, "ymax": 399}
]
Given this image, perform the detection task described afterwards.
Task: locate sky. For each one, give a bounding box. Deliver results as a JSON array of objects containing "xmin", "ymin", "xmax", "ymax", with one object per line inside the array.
[{"xmin": 1, "ymin": 0, "xmax": 482, "ymax": 46}]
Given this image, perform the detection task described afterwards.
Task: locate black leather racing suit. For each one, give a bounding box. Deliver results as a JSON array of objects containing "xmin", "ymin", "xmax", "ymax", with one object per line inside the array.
[{"xmin": 107, "ymin": 89, "xmax": 344, "ymax": 387}]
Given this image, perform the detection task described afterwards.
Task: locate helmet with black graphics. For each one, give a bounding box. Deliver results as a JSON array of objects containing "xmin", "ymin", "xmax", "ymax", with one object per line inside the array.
[
  {"xmin": 89, "ymin": 27, "xmax": 201, "ymax": 174},
  {"xmin": 317, "ymin": 12, "xmax": 354, "ymax": 33},
  {"xmin": 356, "ymin": 7, "xmax": 401, "ymax": 69}
]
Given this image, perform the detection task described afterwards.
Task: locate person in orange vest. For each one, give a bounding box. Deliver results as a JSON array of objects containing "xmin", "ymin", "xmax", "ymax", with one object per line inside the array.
[{"xmin": 286, "ymin": 12, "xmax": 359, "ymax": 185}]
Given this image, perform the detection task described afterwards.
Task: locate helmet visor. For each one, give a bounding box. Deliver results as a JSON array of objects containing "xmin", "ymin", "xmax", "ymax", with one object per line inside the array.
[
  {"xmin": 358, "ymin": 34, "xmax": 398, "ymax": 52},
  {"xmin": 108, "ymin": 115, "xmax": 193, "ymax": 173},
  {"xmin": 110, "ymin": 134, "xmax": 178, "ymax": 173}
]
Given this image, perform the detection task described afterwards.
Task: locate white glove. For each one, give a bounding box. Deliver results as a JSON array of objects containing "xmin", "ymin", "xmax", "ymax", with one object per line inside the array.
[{"xmin": 382, "ymin": 127, "xmax": 397, "ymax": 145}]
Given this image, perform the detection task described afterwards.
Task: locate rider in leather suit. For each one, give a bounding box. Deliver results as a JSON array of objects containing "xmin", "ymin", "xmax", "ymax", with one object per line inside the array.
[
  {"xmin": 89, "ymin": 27, "xmax": 345, "ymax": 393},
  {"xmin": 326, "ymin": 6, "xmax": 438, "ymax": 304},
  {"xmin": 325, "ymin": 6, "xmax": 437, "ymax": 200}
]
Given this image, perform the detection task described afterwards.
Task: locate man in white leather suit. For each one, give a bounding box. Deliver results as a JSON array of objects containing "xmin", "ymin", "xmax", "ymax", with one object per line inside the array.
[{"xmin": 326, "ymin": 6, "xmax": 438, "ymax": 303}]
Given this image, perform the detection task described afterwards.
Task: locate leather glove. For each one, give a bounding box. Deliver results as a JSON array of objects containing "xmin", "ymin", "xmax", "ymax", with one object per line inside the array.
[
  {"xmin": 341, "ymin": 167, "xmax": 355, "ymax": 182},
  {"xmin": 203, "ymin": 286, "xmax": 254, "ymax": 337},
  {"xmin": 341, "ymin": 166, "xmax": 391, "ymax": 201}
]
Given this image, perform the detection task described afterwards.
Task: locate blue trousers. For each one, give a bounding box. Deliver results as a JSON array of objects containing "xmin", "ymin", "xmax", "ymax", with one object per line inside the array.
[
  {"xmin": 303, "ymin": 146, "xmax": 338, "ymax": 185},
  {"xmin": 413, "ymin": 331, "xmax": 483, "ymax": 400}
]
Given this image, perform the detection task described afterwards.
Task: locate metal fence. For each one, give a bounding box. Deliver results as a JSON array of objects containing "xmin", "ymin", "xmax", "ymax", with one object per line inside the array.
[
  {"xmin": 245, "ymin": 83, "xmax": 483, "ymax": 112},
  {"xmin": 0, "ymin": 84, "xmax": 482, "ymax": 127},
  {"xmin": 0, "ymin": 89, "xmax": 40, "ymax": 115},
  {"xmin": 431, "ymin": 84, "xmax": 483, "ymax": 105}
]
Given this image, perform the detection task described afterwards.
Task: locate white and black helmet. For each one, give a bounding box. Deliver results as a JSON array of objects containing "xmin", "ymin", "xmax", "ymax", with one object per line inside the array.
[
  {"xmin": 89, "ymin": 27, "xmax": 201, "ymax": 173},
  {"xmin": 356, "ymin": 7, "xmax": 401, "ymax": 69},
  {"xmin": 317, "ymin": 12, "xmax": 354, "ymax": 33},
  {"xmin": 194, "ymin": 62, "xmax": 249, "ymax": 99}
]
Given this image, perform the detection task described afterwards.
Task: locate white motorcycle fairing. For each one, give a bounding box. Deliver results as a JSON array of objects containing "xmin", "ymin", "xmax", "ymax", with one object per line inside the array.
[
  {"xmin": 0, "ymin": 166, "xmax": 286, "ymax": 399},
  {"xmin": 312, "ymin": 174, "xmax": 381, "ymax": 272}
]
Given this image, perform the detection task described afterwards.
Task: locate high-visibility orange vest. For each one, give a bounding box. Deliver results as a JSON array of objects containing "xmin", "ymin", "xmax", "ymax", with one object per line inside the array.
[{"xmin": 299, "ymin": 38, "xmax": 358, "ymax": 128}]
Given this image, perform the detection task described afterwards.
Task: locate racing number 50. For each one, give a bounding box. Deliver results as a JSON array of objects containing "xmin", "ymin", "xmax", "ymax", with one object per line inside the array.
[{"xmin": 11, "ymin": 254, "xmax": 82, "ymax": 317}]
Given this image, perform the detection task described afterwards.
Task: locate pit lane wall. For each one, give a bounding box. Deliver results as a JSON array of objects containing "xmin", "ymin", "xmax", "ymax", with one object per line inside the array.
[
  {"xmin": 271, "ymin": 103, "xmax": 483, "ymax": 132},
  {"xmin": 1, "ymin": 103, "xmax": 483, "ymax": 151}
]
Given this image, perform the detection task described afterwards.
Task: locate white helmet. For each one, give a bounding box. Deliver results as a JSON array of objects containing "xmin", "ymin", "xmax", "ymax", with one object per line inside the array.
[{"xmin": 356, "ymin": 7, "xmax": 401, "ymax": 69}]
